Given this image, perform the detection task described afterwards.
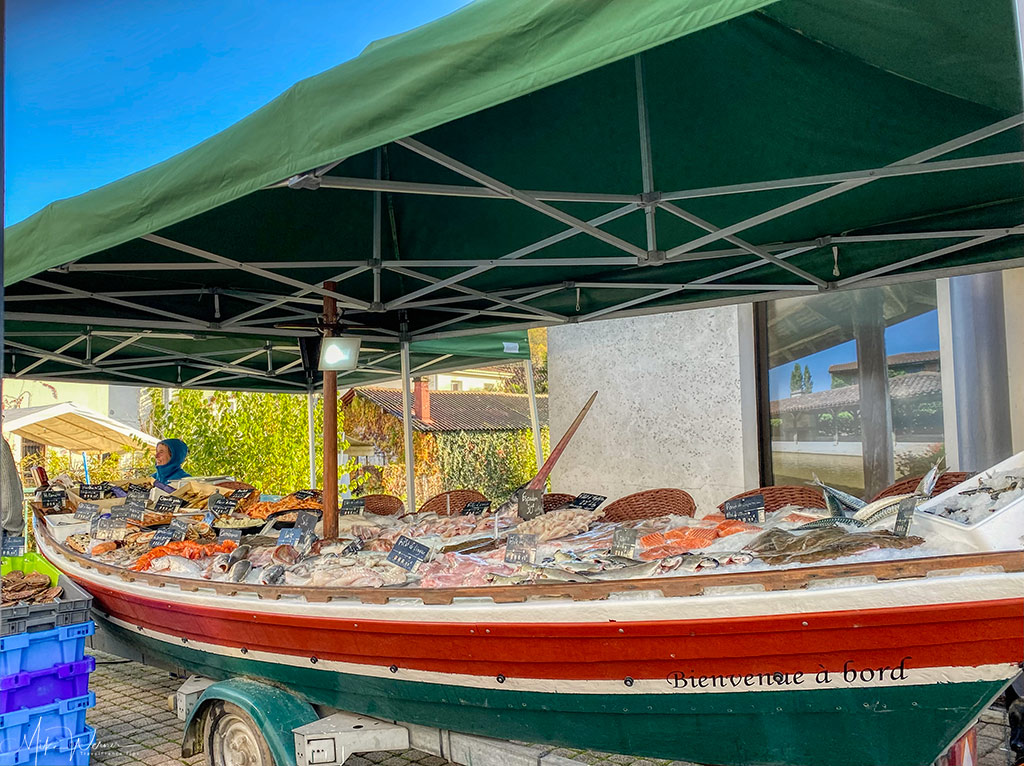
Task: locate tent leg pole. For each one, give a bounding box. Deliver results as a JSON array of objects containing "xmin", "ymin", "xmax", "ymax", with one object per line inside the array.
[
  {"xmin": 525, "ymin": 358, "xmax": 543, "ymax": 471},
  {"xmin": 322, "ymin": 281, "xmax": 339, "ymax": 538},
  {"xmin": 401, "ymin": 341, "xmax": 416, "ymax": 514},
  {"xmin": 307, "ymin": 389, "xmax": 316, "ymax": 489}
]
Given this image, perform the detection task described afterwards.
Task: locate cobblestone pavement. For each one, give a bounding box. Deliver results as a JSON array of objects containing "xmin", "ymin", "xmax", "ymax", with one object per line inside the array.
[{"xmin": 87, "ymin": 650, "xmax": 1016, "ymax": 766}]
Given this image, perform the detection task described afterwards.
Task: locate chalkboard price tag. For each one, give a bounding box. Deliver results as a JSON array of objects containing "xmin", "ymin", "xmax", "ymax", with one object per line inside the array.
[
  {"xmin": 218, "ymin": 528, "xmax": 243, "ymax": 543},
  {"xmin": 74, "ymin": 503, "xmax": 100, "ymax": 520},
  {"xmin": 149, "ymin": 527, "xmax": 175, "ymax": 548},
  {"xmin": 295, "ymin": 511, "xmax": 319, "ymax": 534},
  {"xmin": 342, "ymin": 538, "xmax": 365, "ymax": 556},
  {"xmin": 109, "ymin": 486, "xmax": 127, "ymax": 498},
  {"xmin": 127, "ymin": 483, "xmax": 149, "ymax": 494},
  {"xmin": 277, "ymin": 527, "xmax": 303, "ymax": 547},
  {"xmin": 127, "ymin": 506, "xmax": 147, "ymax": 522},
  {"xmin": 125, "ymin": 496, "xmax": 147, "ymax": 511},
  {"xmin": 79, "ymin": 484, "xmax": 104, "ymax": 500},
  {"xmin": 293, "ymin": 489, "xmax": 318, "ymax": 500},
  {"xmin": 127, "ymin": 491, "xmax": 149, "ymax": 505},
  {"xmin": 109, "ymin": 505, "xmax": 130, "ymax": 520},
  {"xmin": 155, "ymin": 496, "xmax": 186, "ymax": 513},
  {"xmin": 571, "ymin": 493, "xmax": 606, "ymax": 512},
  {"xmin": 40, "ymin": 489, "xmax": 66, "ymax": 509},
  {"xmin": 386, "ymin": 535, "xmax": 430, "ymax": 571},
  {"xmin": 229, "ymin": 488, "xmax": 255, "ymax": 502},
  {"xmin": 461, "ymin": 501, "xmax": 491, "ymax": 516},
  {"xmin": 894, "ymin": 497, "xmax": 916, "ymax": 537},
  {"xmin": 723, "ymin": 494, "xmax": 766, "ymax": 524},
  {"xmin": 169, "ymin": 517, "xmax": 190, "ymax": 534},
  {"xmin": 95, "ymin": 517, "xmax": 127, "ymax": 541},
  {"xmin": 2, "ymin": 535, "xmax": 25, "ymax": 557},
  {"xmin": 518, "ymin": 490, "xmax": 544, "ymax": 520},
  {"xmin": 340, "ymin": 498, "xmax": 365, "ymax": 515},
  {"xmin": 209, "ymin": 497, "xmax": 238, "ymax": 515},
  {"xmin": 611, "ymin": 528, "xmax": 640, "ymax": 559},
  {"xmin": 504, "ymin": 533, "xmax": 538, "ymax": 564}
]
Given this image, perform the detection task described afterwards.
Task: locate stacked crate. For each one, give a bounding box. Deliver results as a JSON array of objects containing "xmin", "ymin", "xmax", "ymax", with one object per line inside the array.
[{"xmin": 0, "ymin": 554, "xmax": 96, "ymax": 766}]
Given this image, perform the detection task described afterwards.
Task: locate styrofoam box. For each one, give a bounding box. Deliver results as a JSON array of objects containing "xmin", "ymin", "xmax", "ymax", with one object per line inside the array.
[
  {"xmin": 42, "ymin": 515, "xmax": 91, "ymax": 544},
  {"xmin": 913, "ymin": 450, "xmax": 1024, "ymax": 552}
]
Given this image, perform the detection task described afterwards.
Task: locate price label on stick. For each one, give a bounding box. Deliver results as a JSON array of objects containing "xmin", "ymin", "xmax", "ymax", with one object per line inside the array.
[
  {"xmin": 518, "ymin": 490, "xmax": 544, "ymax": 520},
  {"xmin": 229, "ymin": 488, "xmax": 255, "ymax": 502},
  {"xmin": 504, "ymin": 533, "xmax": 538, "ymax": 565},
  {"xmin": 2, "ymin": 535, "xmax": 25, "ymax": 557},
  {"xmin": 127, "ymin": 490, "xmax": 149, "ymax": 505},
  {"xmin": 169, "ymin": 518, "xmax": 190, "ymax": 541},
  {"xmin": 155, "ymin": 496, "xmax": 186, "ymax": 513},
  {"xmin": 571, "ymin": 493, "xmax": 606, "ymax": 511},
  {"xmin": 149, "ymin": 527, "xmax": 175, "ymax": 548},
  {"xmin": 110, "ymin": 505, "xmax": 130, "ymax": 520},
  {"xmin": 79, "ymin": 484, "xmax": 103, "ymax": 501},
  {"xmin": 209, "ymin": 497, "xmax": 238, "ymax": 515},
  {"xmin": 342, "ymin": 539, "xmax": 365, "ymax": 556},
  {"xmin": 723, "ymin": 494, "xmax": 766, "ymax": 524},
  {"xmin": 127, "ymin": 506, "xmax": 147, "ymax": 522},
  {"xmin": 387, "ymin": 535, "xmax": 430, "ymax": 571},
  {"xmin": 461, "ymin": 501, "xmax": 491, "ymax": 516},
  {"xmin": 340, "ymin": 498, "xmax": 365, "ymax": 515},
  {"xmin": 127, "ymin": 483, "xmax": 149, "ymax": 494},
  {"xmin": 611, "ymin": 528, "xmax": 639, "ymax": 559},
  {"xmin": 295, "ymin": 511, "xmax": 319, "ymax": 534},
  {"xmin": 218, "ymin": 528, "xmax": 243, "ymax": 543},
  {"xmin": 74, "ymin": 503, "xmax": 100, "ymax": 520},
  {"xmin": 125, "ymin": 497, "xmax": 147, "ymax": 512},
  {"xmin": 293, "ymin": 489, "xmax": 318, "ymax": 500},
  {"xmin": 95, "ymin": 517, "xmax": 127, "ymax": 541},
  {"xmin": 277, "ymin": 527, "xmax": 303, "ymax": 547},
  {"xmin": 894, "ymin": 497, "xmax": 916, "ymax": 537},
  {"xmin": 40, "ymin": 489, "xmax": 66, "ymax": 509}
]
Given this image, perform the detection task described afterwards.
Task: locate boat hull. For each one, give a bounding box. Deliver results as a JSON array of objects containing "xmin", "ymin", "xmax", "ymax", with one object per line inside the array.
[{"xmin": 36, "ymin": 532, "xmax": 1024, "ymax": 766}]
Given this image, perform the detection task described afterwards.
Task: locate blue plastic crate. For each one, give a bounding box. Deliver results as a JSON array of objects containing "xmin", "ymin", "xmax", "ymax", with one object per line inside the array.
[
  {"xmin": 0, "ymin": 726, "xmax": 94, "ymax": 766},
  {"xmin": 0, "ymin": 693, "xmax": 94, "ymax": 755},
  {"xmin": 0, "ymin": 657, "xmax": 95, "ymax": 713},
  {"xmin": 0, "ymin": 624, "xmax": 93, "ymax": 677}
]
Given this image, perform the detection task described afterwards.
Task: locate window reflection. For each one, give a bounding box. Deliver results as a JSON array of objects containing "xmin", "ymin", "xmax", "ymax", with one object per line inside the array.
[{"xmin": 766, "ymin": 282, "xmax": 943, "ymax": 499}]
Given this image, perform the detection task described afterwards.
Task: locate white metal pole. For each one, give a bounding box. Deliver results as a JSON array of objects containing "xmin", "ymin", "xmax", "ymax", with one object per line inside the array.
[
  {"xmin": 524, "ymin": 359, "xmax": 543, "ymax": 471},
  {"xmin": 400, "ymin": 341, "xmax": 416, "ymax": 513},
  {"xmin": 306, "ymin": 390, "xmax": 316, "ymax": 488}
]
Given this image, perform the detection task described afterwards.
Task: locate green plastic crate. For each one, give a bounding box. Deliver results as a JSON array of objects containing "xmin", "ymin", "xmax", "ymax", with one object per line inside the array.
[{"xmin": 1, "ymin": 552, "xmax": 60, "ymax": 586}]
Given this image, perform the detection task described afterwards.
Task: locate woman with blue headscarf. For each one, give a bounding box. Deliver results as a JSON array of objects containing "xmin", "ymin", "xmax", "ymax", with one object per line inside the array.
[{"xmin": 153, "ymin": 439, "xmax": 191, "ymax": 483}]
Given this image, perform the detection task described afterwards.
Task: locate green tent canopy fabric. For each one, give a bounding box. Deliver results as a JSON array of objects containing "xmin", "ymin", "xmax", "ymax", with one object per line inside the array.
[{"xmin": 3, "ymin": 0, "xmax": 1023, "ymax": 384}]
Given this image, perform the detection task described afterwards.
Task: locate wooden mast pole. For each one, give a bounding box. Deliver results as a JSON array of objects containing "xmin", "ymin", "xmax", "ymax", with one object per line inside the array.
[{"xmin": 322, "ymin": 280, "xmax": 339, "ymax": 538}]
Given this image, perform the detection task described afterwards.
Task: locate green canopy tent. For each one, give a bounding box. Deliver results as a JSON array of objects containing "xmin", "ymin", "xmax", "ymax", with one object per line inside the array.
[{"xmin": 3, "ymin": 0, "xmax": 1023, "ymax": 510}]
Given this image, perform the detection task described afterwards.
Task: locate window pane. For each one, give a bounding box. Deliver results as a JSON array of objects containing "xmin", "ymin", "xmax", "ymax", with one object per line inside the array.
[{"xmin": 766, "ymin": 281, "xmax": 943, "ymax": 499}]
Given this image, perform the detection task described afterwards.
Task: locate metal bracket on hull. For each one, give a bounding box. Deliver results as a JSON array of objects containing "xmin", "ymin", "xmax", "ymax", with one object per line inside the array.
[{"xmin": 294, "ymin": 712, "xmax": 409, "ymax": 765}]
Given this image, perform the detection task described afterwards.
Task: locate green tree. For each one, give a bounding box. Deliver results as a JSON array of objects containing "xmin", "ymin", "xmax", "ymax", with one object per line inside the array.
[
  {"xmin": 802, "ymin": 365, "xmax": 813, "ymax": 394},
  {"xmin": 790, "ymin": 363, "xmax": 803, "ymax": 394},
  {"xmin": 145, "ymin": 389, "xmax": 358, "ymax": 496}
]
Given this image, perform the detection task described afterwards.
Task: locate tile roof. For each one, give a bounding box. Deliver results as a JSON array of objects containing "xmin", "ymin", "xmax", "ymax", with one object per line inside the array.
[
  {"xmin": 345, "ymin": 388, "xmax": 549, "ymax": 432},
  {"xmin": 770, "ymin": 371, "xmax": 942, "ymax": 415},
  {"xmin": 827, "ymin": 350, "xmax": 939, "ymax": 375}
]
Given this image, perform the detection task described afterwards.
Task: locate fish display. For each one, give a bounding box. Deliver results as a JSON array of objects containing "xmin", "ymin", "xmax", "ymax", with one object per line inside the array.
[{"xmin": 922, "ymin": 469, "xmax": 1024, "ymax": 525}]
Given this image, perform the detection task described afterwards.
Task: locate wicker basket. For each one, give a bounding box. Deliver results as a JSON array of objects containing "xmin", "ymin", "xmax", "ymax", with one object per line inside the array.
[
  {"xmin": 361, "ymin": 494, "xmax": 405, "ymax": 516},
  {"xmin": 418, "ymin": 489, "xmax": 489, "ymax": 516},
  {"xmin": 718, "ymin": 486, "xmax": 827, "ymax": 514},
  {"xmin": 602, "ymin": 489, "xmax": 696, "ymax": 522},
  {"xmin": 871, "ymin": 472, "xmax": 973, "ymax": 502},
  {"xmin": 543, "ymin": 493, "xmax": 576, "ymax": 512}
]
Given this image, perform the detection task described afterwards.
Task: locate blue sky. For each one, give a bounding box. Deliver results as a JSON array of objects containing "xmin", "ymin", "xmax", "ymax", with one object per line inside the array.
[
  {"xmin": 767, "ymin": 310, "xmax": 940, "ymax": 401},
  {"xmin": 6, "ymin": 0, "xmax": 470, "ymax": 226}
]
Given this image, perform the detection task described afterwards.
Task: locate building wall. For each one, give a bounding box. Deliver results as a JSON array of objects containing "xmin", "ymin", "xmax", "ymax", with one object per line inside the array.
[{"xmin": 547, "ymin": 305, "xmax": 758, "ymax": 514}]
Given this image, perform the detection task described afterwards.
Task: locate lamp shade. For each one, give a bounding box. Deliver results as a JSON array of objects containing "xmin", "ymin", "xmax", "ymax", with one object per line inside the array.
[{"xmin": 318, "ymin": 336, "xmax": 361, "ymax": 371}]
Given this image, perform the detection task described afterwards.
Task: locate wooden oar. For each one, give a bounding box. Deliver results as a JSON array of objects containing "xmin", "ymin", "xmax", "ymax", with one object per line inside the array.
[{"xmin": 526, "ymin": 391, "xmax": 597, "ymax": 490}]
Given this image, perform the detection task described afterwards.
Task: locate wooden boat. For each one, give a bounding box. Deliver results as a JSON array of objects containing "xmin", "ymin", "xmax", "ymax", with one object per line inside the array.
[{"xmin": 34, "ymin": 514, "xmax": 1023, "ymax": 766}]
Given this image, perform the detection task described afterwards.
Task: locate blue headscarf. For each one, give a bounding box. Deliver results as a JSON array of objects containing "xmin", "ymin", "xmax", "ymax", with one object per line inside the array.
[{"xmin": 153, "ymin": 439, "xmax": 190, "ymax": 482}]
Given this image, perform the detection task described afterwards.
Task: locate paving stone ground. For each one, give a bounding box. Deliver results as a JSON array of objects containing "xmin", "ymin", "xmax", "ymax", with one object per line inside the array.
[{"xmin": 85, "ymin": 650, "xmax": 1016, "ymax": 766}]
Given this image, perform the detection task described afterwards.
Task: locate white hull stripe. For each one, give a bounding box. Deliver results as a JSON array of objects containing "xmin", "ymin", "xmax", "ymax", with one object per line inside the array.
[
  {"xmin": 103, "ymin": 612, "xmax": 1020, "ymax": 696},
  {"xmin": 41, "ymin": 536, "xmax": 1024, "ymax": 625}
]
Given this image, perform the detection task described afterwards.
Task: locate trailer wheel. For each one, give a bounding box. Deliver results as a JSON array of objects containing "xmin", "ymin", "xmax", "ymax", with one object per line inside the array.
[{"xmin": 203, "ymin": 700, "xmax": 276, "ymax": 766}]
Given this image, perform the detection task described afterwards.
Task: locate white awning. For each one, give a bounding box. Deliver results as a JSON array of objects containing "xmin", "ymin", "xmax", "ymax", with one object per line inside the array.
[{"xmin": 1, "ymin": 402, "xmax": 158, "ymax": 453}]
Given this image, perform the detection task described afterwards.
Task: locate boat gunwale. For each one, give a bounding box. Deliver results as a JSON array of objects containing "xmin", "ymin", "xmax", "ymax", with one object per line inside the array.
[{"xmin": 33, "ymin": 509, "xmax": 1024, "ymax": 606}]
